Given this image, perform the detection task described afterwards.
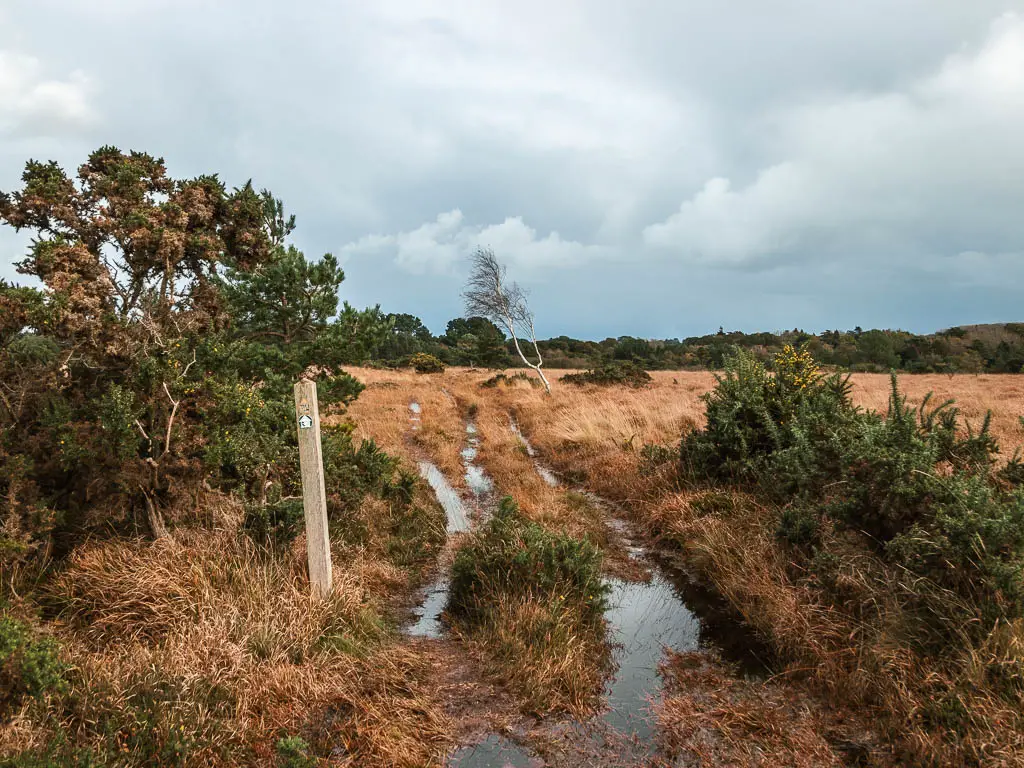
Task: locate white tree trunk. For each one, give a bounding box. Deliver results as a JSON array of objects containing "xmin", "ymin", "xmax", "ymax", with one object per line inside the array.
[{"xmin": 504, "ymin": 317, "xmax": 551, "ymax": 394}]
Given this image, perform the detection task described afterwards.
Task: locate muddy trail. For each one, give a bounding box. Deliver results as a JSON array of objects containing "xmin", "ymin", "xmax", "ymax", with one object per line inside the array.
[{"xmin": 399, "ymin": 400, "xmax": 779, "ymax": 767}]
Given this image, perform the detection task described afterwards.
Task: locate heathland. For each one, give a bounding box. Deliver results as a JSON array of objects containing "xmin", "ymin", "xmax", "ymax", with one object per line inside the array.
[{"xmin": 4, "ymin": 147, "xmax": 1024, "ymax": 767}]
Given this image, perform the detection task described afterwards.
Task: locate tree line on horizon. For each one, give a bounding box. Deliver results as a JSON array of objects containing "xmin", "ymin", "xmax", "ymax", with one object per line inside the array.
[{"xmin": 372, "ymin": 315, "xmax": 1024, "ymax": 374}]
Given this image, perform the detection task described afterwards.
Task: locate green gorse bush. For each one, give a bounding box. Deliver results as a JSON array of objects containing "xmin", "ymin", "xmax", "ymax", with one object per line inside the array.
[{"xmin": 681, "ymin": 346, "xmax": 1024, "ymax": 649}]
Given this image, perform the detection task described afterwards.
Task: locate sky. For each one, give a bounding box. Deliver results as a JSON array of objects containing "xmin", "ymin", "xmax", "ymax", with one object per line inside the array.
[{"xmin": 1, "ymin": 1, "xmax": 1023, "ymax": 340}]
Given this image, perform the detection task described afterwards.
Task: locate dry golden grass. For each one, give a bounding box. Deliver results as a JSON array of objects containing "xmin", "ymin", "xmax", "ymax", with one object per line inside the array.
[
  {"xmin": 364, "ymin": 366, "xmax": 1024, "ymax": 765},
  {"xmin": 846, "ymin": 372, "xmax": 1024, "ymax": 457},
  {"xmin": 343, "ymin": 367, "xmax": 470, "ymax": 491},
  {"xmin": 5, "ymin": 524, "xmax": 452, "ymax": 767},
  {"xmin": 658, "ymin": 651, "xmax": 851, "ymax": 767},
  {"xmin": 343, "ymin": 372, "xmax": 618, "ymax": 722},
  {"xmin": 454, "ymin": 592, "xmax": 610, "ymax": 718}
]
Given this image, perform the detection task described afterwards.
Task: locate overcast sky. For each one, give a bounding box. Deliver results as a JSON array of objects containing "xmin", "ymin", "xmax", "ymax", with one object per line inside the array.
[{"xmin": 2, "ymin": 1, "xmax": 1023, "ymax": 339}]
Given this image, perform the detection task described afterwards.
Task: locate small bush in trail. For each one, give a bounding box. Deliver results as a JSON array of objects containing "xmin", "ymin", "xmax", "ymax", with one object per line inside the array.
[
  {"xmin": 0, "ymin": 616, "xmax": 67, "ymax": 717},
  {"xmin": 448, "ymin": 497, "xmax": 610, "ymax": 713},
  {"xmin": 409, "ymin": 352, "xmax": 445, "ymax": 374},
  {"xmin": 560, "ymin": 361, "xmax": 652, "ymax": 388},
  {"xmin": 449, "ymin": 497, "xmax": 608, "ymax": 623}
]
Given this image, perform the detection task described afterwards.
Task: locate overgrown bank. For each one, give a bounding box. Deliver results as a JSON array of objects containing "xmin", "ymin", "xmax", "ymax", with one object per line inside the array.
[
  {"xmin": 0, "ymin": 148, "xmax": 449, "ymax": 766},
  {"xmin": 485, "ymin": 357, "xmax": 1024, "ymax": 765},
  {"xmin": 642, "ymin": 350, "xmax": 1024, "ymax": 764}
]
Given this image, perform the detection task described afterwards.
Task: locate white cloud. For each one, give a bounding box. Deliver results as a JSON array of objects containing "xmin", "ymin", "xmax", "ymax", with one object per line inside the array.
[
  {"xmin": 340, "ymin": 209, "xmax": 612, "ymax": 274},
  {"xmin": 0, "ymin": 51, "xmax": 96, "ymax": 136},
  {"xmin": 643, "ymin": 13, "xmax": 1024, "ymax": 265}
]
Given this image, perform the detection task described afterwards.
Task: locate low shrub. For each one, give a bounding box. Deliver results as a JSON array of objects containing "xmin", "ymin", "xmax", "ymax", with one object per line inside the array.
[
  {"xmin": 448, "ymin": 498, "xmax": 610, "ymax": 713},
  {"xmin": 560, "ymin": 361, "xmax": 652, "ymax": 388},
  {"xmin": 0, "ymin": 616, "xmax": 67, "ymax": 718},
  {"xmin": 449, "ymin": 497, "xmax": 608, "ymax": 623},
  {"xmin": 480, "ymin": 372, "xmax": 539, "ymax": 389},
  {"xmin": 409, "ymin": 353, "xmax": 445, "ymax": 374},
  {"xmin": 276, "ymin": 735, "xmax": 315, "ymax": 768},
  {"xmin": 639, "ymin": 443, "xmax": 676, "ymax": 476},
  {"xmin": 681, "ymin": 344, "xmax": 1024, "ymax": 650}
]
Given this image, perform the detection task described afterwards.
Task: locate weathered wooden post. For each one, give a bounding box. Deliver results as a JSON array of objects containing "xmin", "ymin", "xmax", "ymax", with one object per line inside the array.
[{"xmin": 294, "ymin": 378, "xmax": 333, "ymax": 597}]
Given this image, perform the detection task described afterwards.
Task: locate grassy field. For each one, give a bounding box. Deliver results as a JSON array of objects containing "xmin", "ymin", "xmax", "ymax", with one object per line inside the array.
[
  {"xmin": 346, "ymin": 366, "xmax": 1024, "ymax": 766},
  {"xmin": 6, "ymin": 363, "xmax": 1023, "ymax": 766}
]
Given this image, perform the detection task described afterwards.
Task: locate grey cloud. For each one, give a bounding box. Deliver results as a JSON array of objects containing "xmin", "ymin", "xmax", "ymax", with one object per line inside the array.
[{"xmin": 2, "ymin": 1, "xmax": 1024, "ymax": 337}]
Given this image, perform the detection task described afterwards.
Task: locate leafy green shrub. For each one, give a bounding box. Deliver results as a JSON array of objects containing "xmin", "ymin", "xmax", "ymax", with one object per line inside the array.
[
  {"xmin": 681, "ymin": 346, "xmax": 1024, "ymax": 648},
  {"xmin": 561, "ymin": 361, "xmax": 652, "ymax": 388},
  {"xmin": 679, "ymin": 345, "xmax": 855, "ymax": 494},
  {"xmin": 776, "ymin": 503, "xmax": 820, "ymax": 548},
  {"xmin": 243, "ymin": 495, "xmax": 305, "ymax": 545},
  {"xmin": 449, "ymin": 497, "xmax": 608, "ymax": 625},
  {"xmin": 639, "ymin": 443, "xmax": 675, "ymax": 476},
  {"xmin": 0, "ymin": 147, "xmax": 384, "ymax": 558},
  {"xmin": 480, "ymin": 372, "xmax": 538, "ymax": 388},
  {"xmin": 447, "ymin": 498, "xmax": 611, "ymax": 714},
  {"xmin": 409, "ymin": 352, "xmax": 445, "ymax": 374},
  {"xmin": 276, "ymin": 735, "xmax": 316, "ymax": 768},
  {"xmin": 1000, "ymin": 452, "xmax": 1024, "ymax": 488},
  {"xmin": 0, "ymin": 616, "xmax": 67, "ymax": 716}
]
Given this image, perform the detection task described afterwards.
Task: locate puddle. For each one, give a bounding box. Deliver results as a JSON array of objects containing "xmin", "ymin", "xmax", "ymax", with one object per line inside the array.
[
  {"xmin": 601, "ymin": 575, "xmax": 700, "ymax": 741},
  {"xmin": 452, "ymin": 416, "xmax": 770, "ymax": 762},
  {"xmin": 409, "ymin": 401, "xmax": 421, "ymax": 430},
  {"xmin": 406, "ymin": 411, "xmax": 497, "ymax": 640},
  {"xmin": 406, "ymin": 578, "xmax": 450, "ymax": 638},
  {"xmin": 421, "ymin": 410, "xmax": 768, "ymax": 760},
  {"xmin": 419, "ymin": 461, "xmax": 470, "ymax": 534},
  {"xmin": 406, "ymin": 460, "xmax": 468, "ymax": 639},
  {"xmin": 449, "ymin": 735, "xmax": 541, "ymax": 768},
  {"xmin": 463, "ymin": 422, "xmax": 495, "ymax": 498}
]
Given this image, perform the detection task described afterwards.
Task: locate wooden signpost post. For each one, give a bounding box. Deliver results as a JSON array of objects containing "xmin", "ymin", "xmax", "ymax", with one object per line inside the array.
[{"xmin": 294, "ymin": 378, "xmax": 333, "ymax": 597}]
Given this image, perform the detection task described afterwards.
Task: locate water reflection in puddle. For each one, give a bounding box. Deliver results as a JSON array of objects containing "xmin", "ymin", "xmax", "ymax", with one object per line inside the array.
[
  {"xmin": 406, "ymin": 413, "xmax": 496, "ymax": 640},
  {"xmin": 428, "ymin": 413, "xmax": 764, "ymax": 762},
  {"xmin": 510, "ymin": 416, "xmax": 703, "ymax": 741},
  {"xmin": 407, "ymin": 578, "xmax": 450, "ymax": 638},
  {"xmin": 449, "ymin": 735, "xmax": 541, "ymax": 768},
  {"xmin": 463, "ymin": 423, "xmax": 495, "ymax": 498},
  {"xmin": 407, "ymin": 459, "xmax": 469, "ymax": 639},
  {"xmin": 419, "ymin": 461, "xmax": 470, "ymax": 534},
  {"xmin": 602, "ymin": 575, "xmax": 700, "ymax": 740},
  {"xmin": 453, "ymin": 418, "xmax": 761, "ymax": 764}
]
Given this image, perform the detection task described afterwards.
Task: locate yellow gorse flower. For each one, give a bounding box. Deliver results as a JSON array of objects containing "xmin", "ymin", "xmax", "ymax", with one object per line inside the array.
[{"xmin": 773, "ymin": 344, "xmax": 818, "ymax": 391}]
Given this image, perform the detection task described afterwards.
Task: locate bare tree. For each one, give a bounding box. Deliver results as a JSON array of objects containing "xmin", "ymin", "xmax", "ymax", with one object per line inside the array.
[{"xmin": 463, "ymin": 248, "xmax": 551, "ymax": 393}]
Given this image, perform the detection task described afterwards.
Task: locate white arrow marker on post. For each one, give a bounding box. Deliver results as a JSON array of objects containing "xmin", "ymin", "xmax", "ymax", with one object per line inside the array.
[{"xmin": 294, "ymin": 378, "xmax": 333, "ymax": 597}]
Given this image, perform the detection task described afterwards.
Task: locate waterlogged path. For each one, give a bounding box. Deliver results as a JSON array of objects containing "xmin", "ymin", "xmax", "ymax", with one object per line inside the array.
[
  {"xmin": 405, "ymin": 403, "xmax": 765, "ymax": 766},
  {"xmin": 406, "ymin": 402, "xmax": 493, "ymax": 638}
]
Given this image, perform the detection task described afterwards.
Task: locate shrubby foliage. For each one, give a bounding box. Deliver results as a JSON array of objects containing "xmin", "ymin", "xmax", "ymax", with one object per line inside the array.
[
  {"xmin": 449, "ymin": 497, "xmax": 608, "ymax": 625},
  {"xmin": 681, "ymin": 346, "xmax": 1024, "ymax": 648},
  {"xmin": 480, "ymin": 372, "xmax": 540, "ymax": 389},
  {"xmin": 0, "ymin": 615, "xmax": 67, "ymax": 717},
  {"xmin": 0, "ymin": 147, "xmax": 406, "ymax": 566},
  {"xmin": 560, "ymin": 361, "xmax": 652, "ymax": 388},
  {"xmin": 366, "ymin": 313, "xmax": 1024, "ymax": 375},
  {"xmin": 447, "ymin": 498, "xmax": 611, "ymax": 714},
  {"xmin": 504, "ymin": 323, "xmax": 1024, "ymax": 373},
  {"xmin": 409, "ymin": 352, "xmax": 445, "ymax": 374}
]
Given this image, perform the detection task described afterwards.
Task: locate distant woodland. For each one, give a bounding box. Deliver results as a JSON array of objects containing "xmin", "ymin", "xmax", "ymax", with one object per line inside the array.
[{"xmin": 377, "ymin": 316, "xmax": 1024, "ymax": 373}]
